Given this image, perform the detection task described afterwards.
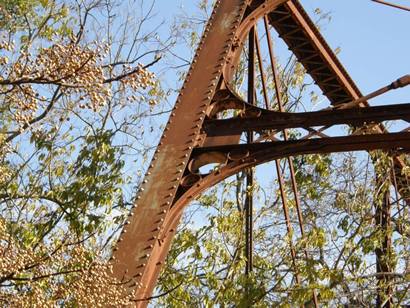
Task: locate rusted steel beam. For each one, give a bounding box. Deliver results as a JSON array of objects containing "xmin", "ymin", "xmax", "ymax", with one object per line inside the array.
[
  {"xmin": 245, "ymin": 26, "xmax": 255, "ymax": 279},
  {"xmin": 193, "ymin": 132, "xmax": 410, "ymax": 157},
  {"xmin": 269, "ymin": 1, "xmax": 360, "ymax": 105},
  {"xmin": 166, "ymin": 133, "xmax": 410, "ymax": 248},
  {"xmin": 109, "ymin": 0, "xmax": 253, "ymax": 305},
  {"xmin": 203, "ymin": 103, "xmax": 410, "ymax": 136}
]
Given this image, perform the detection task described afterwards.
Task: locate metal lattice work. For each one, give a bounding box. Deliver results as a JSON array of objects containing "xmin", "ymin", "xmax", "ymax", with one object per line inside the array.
[{"xmin": 109, "ymin": 1, "xmax": 410, "ymax": 306}]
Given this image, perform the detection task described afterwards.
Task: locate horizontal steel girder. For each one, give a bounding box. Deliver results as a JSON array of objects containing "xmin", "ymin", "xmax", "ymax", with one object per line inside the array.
[
  {"xmin": 203, "ymin": 103, "xmax": 410, "ymax": 136},
  {"xmin": 193, "ymin": 132, "xmax": 410, "ymax": 159}
]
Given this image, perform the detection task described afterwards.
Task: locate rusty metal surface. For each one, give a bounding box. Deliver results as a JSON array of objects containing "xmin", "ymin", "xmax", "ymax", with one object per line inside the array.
[
  {"xmin": 245, "ymin": 26, "xmax": 255, "ymax": 278},
  {"xmin": 192, "ymin": 132, "xmax": 410, "ymax": 158},
  {"xmin": 164, "ymin": 132, "xmax": 410, "ymax": 248},
  {"xmin": 203, "ymin": 102, "xmax": 410, "ymax": 136},
  {"xmin": 110, "ymin": 0, "xmax": 251, "ymax": 305},
  {"xmin": 269, "ymin": 0, "xmax": 363, "ymax": 105},
  {"xmin": 109, "ymin": 0, "xmax": 410, "ymax": 306}
]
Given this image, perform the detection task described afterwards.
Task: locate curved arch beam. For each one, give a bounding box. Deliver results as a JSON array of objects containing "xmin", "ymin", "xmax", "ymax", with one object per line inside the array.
[
  {"xmin": 162, "ymin": 132, "xmax": 410, "ymax": 243},
  {"xmin": 223, "ymin": 0, "xmax": 286, "ymax": 81}
]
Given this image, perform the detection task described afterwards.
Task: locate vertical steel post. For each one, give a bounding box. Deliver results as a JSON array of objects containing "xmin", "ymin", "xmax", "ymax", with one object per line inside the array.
[
  {"xmin": 375, "ymin": 190, "xmax": 393, "ymax": 307},
  {"xmin": 245, "ymin": 26, "xmax": 255, "ymax": 278}
]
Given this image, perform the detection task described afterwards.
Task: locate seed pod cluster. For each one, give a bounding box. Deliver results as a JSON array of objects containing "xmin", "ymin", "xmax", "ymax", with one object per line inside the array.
[
  {"xmin": 1, "ymin": 41, "xmax": 157, "ymax": 129},
  {"xmin": 0, "ymin": 220, "xmax": 135, "ymax": 306}
]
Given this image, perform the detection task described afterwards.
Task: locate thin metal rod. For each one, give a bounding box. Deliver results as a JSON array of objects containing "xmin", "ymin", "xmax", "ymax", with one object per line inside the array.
[
  {"xmin": 245, "ymin": 26, "xmax": 255, "ymax": 278},
  {"xmin": 260, "ymin": 16, "xmax": 303, "ymax": 291},
  {"xmin": 264, "ymin": 15, "xmax": 319, "ymax": 307},
  {"xmin": 274, "ymin": 159, "xmax": 302, "ymax": 283},
  {"xmin": 254, "ymin": 30, "xmax": 270, "ymax": 109},
  {"xmin": 334, "ymin": 74, "xmax": 410, "ymax": 109},
  {"xmin": 372, "ymin": 0, "xmax": 410, "ymax": 12}
]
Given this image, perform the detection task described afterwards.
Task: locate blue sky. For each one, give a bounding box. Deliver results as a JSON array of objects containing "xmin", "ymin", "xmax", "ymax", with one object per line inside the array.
[{"xmin": 153, "ymin": 0, "xmax": 409, "ymax": 104}]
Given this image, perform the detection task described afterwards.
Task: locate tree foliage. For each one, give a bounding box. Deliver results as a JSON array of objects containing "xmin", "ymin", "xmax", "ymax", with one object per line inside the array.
[{"xmin": 0, "ymin": 0, "xmax": 168, "ymax": 305}]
